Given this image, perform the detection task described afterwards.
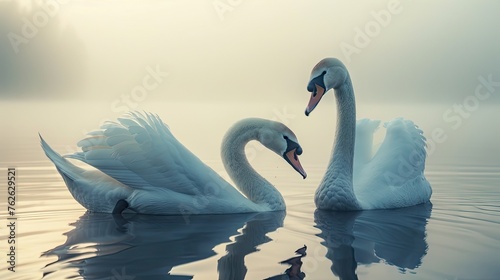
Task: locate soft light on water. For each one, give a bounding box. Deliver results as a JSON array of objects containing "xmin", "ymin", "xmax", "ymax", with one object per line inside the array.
[{"xmin": 1, "ymin": 146, "xmax": 499, "ymax": 279}]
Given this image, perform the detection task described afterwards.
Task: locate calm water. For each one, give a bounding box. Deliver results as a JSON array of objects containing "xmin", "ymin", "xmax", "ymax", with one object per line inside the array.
[{"xmin": 1, "ymin": 146, "xmax": 499, "ymax": 280}]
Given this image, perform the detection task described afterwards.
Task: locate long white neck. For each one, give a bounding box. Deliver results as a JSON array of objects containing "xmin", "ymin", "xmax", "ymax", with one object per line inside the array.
[
  {"xmin": 221, "ymin": 120, "xmax": 285, "ymax": 211},
  {"xmin": 316, "ymin": 75, "xmax": 360, "ymax": 210},
  {"xmin": 331, "ymin": 77, "xmax": 356, "ymax": 179}
]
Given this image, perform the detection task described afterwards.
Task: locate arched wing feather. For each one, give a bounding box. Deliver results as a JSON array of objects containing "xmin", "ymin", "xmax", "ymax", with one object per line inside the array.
[
  {"xmin": 66, "ymin": 112, "xmax": 226, "ymax": 194},
  {"xmin": 353, "ymin": 119, "xmax": 381, "ymax": 179},
  {"xmin": 357, "ymin": 118, "xmax": 427, "ymax": 188}
]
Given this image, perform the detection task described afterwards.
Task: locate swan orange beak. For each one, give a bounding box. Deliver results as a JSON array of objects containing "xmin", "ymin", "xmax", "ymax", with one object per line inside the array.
[
  {"xmin": 305, "ymin": 84, "xmax": 325, "ymax": 116},
  {"xmin": 285, "ymin": 148, "xmax": 307, "ymax": 179}
]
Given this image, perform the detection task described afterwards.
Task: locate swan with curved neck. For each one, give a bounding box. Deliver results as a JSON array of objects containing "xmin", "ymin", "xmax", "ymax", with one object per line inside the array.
[
  {"xmin": 305, "ymin": 58, "xmax": 431, "ymax": 210},
  {"xmin": 40, "ymin": 112, "xmax": 306, "ymax": 215}
]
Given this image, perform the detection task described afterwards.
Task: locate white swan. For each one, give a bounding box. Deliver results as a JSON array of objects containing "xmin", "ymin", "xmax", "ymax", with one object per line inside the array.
[
  {"xmin": 40, "ymin": 112, "xmax": 306, "ymax": 215},
  {"xmin": 305, "ymin": 58, "xmax": 431, "ymax": 210}
]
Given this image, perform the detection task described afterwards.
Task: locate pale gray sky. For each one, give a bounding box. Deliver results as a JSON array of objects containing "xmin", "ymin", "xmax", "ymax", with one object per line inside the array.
[{"xmin": 1, "ymin": 0, "xmax": 500, "ymax": 104}]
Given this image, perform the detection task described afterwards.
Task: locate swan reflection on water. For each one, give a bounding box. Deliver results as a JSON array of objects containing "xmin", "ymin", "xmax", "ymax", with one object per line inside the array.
[
  {"xmin": 265, "ymin": 245, "xmax": 307, "ymax": 280},
  {"xmin": 314, "ymin": 202, "xmax": 432, "ymax": 280},
  {"xmin": 42, "ymin": 211, "xmax": 285, "ymax": 279}
]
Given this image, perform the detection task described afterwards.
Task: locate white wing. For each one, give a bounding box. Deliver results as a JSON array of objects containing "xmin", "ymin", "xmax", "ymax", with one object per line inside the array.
[
  {"xmin": 374, "ymin": 118, "xmax": 427, "ymax": 183},
  {"xmin": 354, "ymin": 118, "xmax": 430, "ymax": 208},
  {"xmin": 66, "ymin": 112, "xmax": 229, "ymax": 194},
  {"xmin": 353, "ymin": 119, "xmax": 381, "ymax": 179}
]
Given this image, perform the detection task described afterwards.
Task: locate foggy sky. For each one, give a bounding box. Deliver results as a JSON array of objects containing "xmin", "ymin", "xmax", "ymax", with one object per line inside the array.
[
  {"xmin": 1, "ymin": 0, "xmax": 500, "ymax": 104},
  {"xmin": 0, "ymin": 0, "xmax": 86, "ymax": 98}
]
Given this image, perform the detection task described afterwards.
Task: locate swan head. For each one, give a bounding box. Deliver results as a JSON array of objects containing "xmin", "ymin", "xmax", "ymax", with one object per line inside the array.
[
  {"xmin": 305, "ymin": 58, "xmax": 348, "ymax": 116},
  {"xmin": 257, "ymin": 122, "xmax": 307, "ymax": 179}
]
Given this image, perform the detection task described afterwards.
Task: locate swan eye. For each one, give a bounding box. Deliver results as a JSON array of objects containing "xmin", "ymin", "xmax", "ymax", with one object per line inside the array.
[
  {"xmin": 308, "ymin": 71, "xmax": 327, "ymax": 94},
  {"xmin": 283, "ymin": 135, "xmax": 289, "ymax": 140}
]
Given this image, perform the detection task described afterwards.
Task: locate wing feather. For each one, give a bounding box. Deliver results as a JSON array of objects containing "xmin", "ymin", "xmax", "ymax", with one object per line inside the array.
[
  {"xmin": 354, "ymin": 119, "xmax": 381, "ymax": 179},
  {"xmin": 67, "ymin": 112, "xmax": 225, "ymax": 195},
  {"xmin": 357, "ymin": 118, "xmax": 427, "ymax": 189}
]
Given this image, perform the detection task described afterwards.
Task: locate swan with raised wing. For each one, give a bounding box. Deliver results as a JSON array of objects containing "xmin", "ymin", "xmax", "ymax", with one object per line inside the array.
[
  {"xmin": 40, "ymin": 112, "xmax": 306, "ymax": 214},
  {"xmin": 305, "ymin": 58, "xmax": 431, "ymax": 210}
]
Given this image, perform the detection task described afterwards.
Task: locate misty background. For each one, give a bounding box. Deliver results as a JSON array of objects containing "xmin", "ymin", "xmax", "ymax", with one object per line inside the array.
[{"xmin": 1, "ymin": 0, "xmax": 499, "ymax": 176}]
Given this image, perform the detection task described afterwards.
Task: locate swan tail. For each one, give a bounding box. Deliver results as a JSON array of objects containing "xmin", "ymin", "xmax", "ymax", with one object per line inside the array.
[
  {"xmin": 40, "ymin": 134, "xmax": 133, "ymax": 213},
  {"xmin": 39, "ymin": 134, "xmax": 85, "ymax": 182},
  {"xmin": 39, "ymin": 135, "xmax": 88, "ymax": 204},
  {"xmin": 64, "ymin": 152, "xmax": 85, "ymax": 161}
]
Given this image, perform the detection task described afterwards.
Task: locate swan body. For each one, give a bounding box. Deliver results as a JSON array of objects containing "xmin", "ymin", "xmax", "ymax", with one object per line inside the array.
[
  {"xmin": 305, "ymin": 58, "xmax": 431, "ymax": 211},
  {"xmin": 41, "ymin": 112, "xmax": 306, "ymax": 214}
]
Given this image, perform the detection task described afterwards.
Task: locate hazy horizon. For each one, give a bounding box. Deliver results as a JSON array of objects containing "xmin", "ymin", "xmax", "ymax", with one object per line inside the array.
[{"xmin": 1, "ymin": 0, "xmax": 500, "ymax": 104}]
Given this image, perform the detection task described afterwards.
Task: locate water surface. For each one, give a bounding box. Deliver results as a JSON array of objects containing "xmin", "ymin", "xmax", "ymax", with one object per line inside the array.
[{"xmin": 1, "ymin": 151, "xmax": 499, "ymax": 279}]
